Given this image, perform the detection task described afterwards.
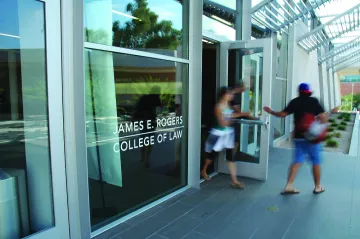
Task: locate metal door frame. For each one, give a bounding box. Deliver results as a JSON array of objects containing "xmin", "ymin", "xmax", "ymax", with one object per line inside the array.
[{"xmin": 217, "ymin": 37, "xmax": 276, "ymax": 181}]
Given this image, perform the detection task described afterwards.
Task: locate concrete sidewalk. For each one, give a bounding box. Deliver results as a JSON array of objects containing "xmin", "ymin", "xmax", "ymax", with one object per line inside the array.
[{"xmin": 96, "ymin": 144, "xmax": 360, "ymax": 239}]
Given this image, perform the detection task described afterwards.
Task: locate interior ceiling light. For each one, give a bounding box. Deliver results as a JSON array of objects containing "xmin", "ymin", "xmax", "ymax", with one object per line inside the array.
[
  {"xmin": 0, "ymin": 33, "xmax": 20, "ymax": 39},
  {"xmin": 202, "ymin": 39, "xmax": 214, "ymax": 44},
  {"xmin": 112, "ymin": 10, "xmax": 141, "ymax": 21},
  {"xmin": 211, "ymin": 15, "xmax": 232, "ymax": 26}
]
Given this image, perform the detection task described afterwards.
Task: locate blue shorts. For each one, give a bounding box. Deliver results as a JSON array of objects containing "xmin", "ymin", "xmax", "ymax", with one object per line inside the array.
[{"xmin": 294, "ymin": 139, "xmax": 322, "ymax": 165}]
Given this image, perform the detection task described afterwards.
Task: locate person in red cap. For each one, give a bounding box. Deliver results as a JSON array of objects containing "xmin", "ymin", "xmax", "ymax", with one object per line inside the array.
[{"xmin": 263, "ymin": 83, "xmax": 327, "ymax": 195}]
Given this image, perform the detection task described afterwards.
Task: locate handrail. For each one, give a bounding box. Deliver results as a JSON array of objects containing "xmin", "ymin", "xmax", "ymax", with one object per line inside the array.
[{"xmin": 236, "ymin": 119, "xmax": 266, "ymax": 126}]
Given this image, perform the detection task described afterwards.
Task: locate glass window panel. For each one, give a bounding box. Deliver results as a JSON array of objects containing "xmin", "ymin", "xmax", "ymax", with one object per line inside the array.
[
  {"xmin": 228, "ymin": 48, "xmax": 263, "ymax": 164},
  {"xmin": 85, "ymin": 49, "xmax": 188, "ymax": 230},
  {"xmin": 0, "ymin": 0, "xmax": 54, "ymax": 237},
  {"xmin": 84, "ymin": 0, "xmax": 189, "ymax": 59},
  {"xmin": 203, "ymin": 15, "xmax": 235, "ymax": 41}
]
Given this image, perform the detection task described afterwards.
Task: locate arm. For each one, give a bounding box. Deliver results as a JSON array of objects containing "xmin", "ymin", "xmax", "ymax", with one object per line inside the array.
[
  {"xmin": 264, "ymin": 100, "xmax": 294, "ymax": 118},
  {"xmin": 317, "ymin": 113, "xmax": 328, "ymax": 123},
  {"xmin": 231, "ymin": 110, "xmax": 259, "ymax": 120},
  {"xmin": 315, "ymin": 100, "xmax": 327, "ymax": 123},
  {"xmin": 263, "ymin": 106, "xmax": 289, "ymax": 118}
]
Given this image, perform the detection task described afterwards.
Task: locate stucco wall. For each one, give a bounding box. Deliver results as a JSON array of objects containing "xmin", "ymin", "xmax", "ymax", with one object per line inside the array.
[
  {"xmin": 334, "ymin": 73, "xmax": 341, "ymax": 107},
  {"xmin": 318, "ymin": 46, "xmax": 330, "ymax": 111},
  {"xmin": 287, "ymin": 21, "xmax": 321, "ymax": 133}
]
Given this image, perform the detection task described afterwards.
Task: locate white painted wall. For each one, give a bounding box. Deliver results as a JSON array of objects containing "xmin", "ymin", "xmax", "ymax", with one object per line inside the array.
[
  {"xmin": 289, "ymin": 23, "xmax": 320, "ymax": 100},
  {"xmin": 318, "ymin": 47, "xmax": 330, "ymax": 111},
  {"xmin": 328, "ymin": 68, "xmax": 334, "ymax": 110},
  {"xmin": 334, "ymin": 73, "xmax": 341, "ymax": 107},
  {"xmin": 287, "ymin": 21, "xmax": 321, "ymax": 134}
]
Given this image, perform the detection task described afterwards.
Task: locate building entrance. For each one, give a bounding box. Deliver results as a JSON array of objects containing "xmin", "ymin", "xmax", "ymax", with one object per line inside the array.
[{"xmin": 200, "ymin": 39, "xmax": 219, "ymax": 180}]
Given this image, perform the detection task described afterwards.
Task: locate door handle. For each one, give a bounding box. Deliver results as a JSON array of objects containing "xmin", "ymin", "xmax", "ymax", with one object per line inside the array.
[
  {"xmin": 264, "ymin": 114, "xmax": 270, "ymax": 130},
  {"xmin": 236, "ymin": 119, "xmax": 266, "ymax": 126}
]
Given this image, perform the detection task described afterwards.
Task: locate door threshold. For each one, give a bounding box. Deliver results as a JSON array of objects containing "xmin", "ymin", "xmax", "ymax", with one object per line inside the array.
[{"xmin": 200, "ymin": 172, "xmax": 218, "ymax": 183}]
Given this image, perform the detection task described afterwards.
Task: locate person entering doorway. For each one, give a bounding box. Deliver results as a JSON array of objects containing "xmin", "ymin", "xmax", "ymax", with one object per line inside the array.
[
  {"xmin": 201, "ymin": 87, "xmax": 253, "ymax": 189},
  {"xmin": 264, "ymin": 83, "xmax": 327, "ymax": 195}
]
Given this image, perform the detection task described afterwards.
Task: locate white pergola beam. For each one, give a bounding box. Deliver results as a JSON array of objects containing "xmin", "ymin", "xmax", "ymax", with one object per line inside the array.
[
  {"xmin": 297, "ymin": 3, "xmax": 360, "ymax": 52},
  {"xmin": 319, "ymin": 36, "xmax": 360, "ymax": 63},
  {"xmin": 251, "ymin": 0, "xmax": 333, "ymax": 32},
  {"xmin": 329, "ymin": 48, "xmax": 360, "ymax": 69},
  {"xmin": 335, "ymin": 55, "xmax": 360, "ymax": 72}
]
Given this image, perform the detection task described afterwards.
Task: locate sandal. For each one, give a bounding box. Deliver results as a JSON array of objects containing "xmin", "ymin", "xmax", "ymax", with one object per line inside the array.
[
  {"xmin": 313, "ymin": 186, "xmax": 325, "ymax": 194},
  {"xmin": 231, "ymin": 181, "xmax": 245, "ymax": 189},
  {"xmin": 201, "ymin": 171, "xmax": 211, "ymax": 181},
  {"xmin": 281, "ymin": 188, "xmax": 300, "ymax": 195}
]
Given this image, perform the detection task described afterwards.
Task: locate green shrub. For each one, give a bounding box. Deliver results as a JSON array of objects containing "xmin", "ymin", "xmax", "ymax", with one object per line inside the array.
[
  {"xmin": 338, "ymin": 126, "xmax": 346, "ymax": 131},
  {"xmin": 344, "ymin": 118, "xmax": 351, "ymax": 122},
  {"xmin": 326, "ymin": 134, "xmax": 333, "ymax": 140},
  {"xmin": 337, "ymin": 115, "xmax": 343, "ymax": 120},
  {"xmin": 326, "ymin": 139, "xmax": 339, "ymax": 148},
  {"xmin": 334, "ymin": 132, "xmax": 341, "ymax": 138},
  {"xmin": 331, "ymin": 123, "xmax": 338, "ymax": 127},
  {"xmin": 341, "ymin": 113, "xmax": 350, "ymax": 118},
  {"xmin": 328, "ymin": 119, "xmax": 335, "ymax": 123},
  {"xmin": 327, "ymin": 127, "xmax": 335, "ymax": 132},
  {"xmin": 340, "ymin": 122, "xmax": 347, "ymax": 126}
]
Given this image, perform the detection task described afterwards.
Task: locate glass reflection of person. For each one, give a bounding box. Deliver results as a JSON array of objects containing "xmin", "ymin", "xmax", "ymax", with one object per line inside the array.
[{"xmin": 133, "ymin": 86, "xmax": 162, "ymax": 168}]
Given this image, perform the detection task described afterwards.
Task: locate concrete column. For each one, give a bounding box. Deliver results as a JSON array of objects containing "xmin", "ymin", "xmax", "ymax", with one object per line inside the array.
[
  {"xmin": 61, "ymin": 0, "xmax": 91, "ymax": 236},
  {"xmin": 187, "ymin": 0, "xmax": 203, "ymax": 189},
  {"xmin": 235, "ymin": 0, "xmax": 252, "ymax": 41}
]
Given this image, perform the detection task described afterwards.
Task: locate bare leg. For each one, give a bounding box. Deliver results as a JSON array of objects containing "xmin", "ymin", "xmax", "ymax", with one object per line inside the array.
[
  {"xmin": 227, "ymin": 161, "xmax": 238, "ymax": 184},
  {"xmin": 283, "ymin": 163, "xmax": 301, "ymax": 193},
  {"xmin": 228, "ymin": 161, "xmax": 245, "ymax": 189},
  {"xmin": 312, "ymin": 164, "xmax": 325, "ymax": 193},
  {"xmin": 233, "ymin": 142, "xmax": 239, "ymax": 156},
  {"xmin": 201, "ymin": 159, "xmax": 212, "ymax": 180},
  {"xmin": 313, "ymin": 164, "xmax": 321, "ymax": 186}
]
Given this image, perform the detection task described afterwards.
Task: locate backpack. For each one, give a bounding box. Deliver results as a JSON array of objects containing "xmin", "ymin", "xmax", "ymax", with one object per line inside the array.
[{"xmin": 298, "ymin": 113, "xmax": 327, "ymax": 143}]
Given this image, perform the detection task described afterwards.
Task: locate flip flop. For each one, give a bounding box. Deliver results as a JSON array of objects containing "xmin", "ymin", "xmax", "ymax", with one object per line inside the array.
[
  {"xmin": 281, "ymin": 189, "xmax": 300, "ymax": 195},
  {"xmin": 232, "ymin": 182, "xmax": 245, "ymax": 189},
  {"xmin": 313, "ymin": 186, "xmax": 325, "ymax": 194},
  {"xmin": 201, "ymin": 172, "xmax": 211, "ymax": 181}
]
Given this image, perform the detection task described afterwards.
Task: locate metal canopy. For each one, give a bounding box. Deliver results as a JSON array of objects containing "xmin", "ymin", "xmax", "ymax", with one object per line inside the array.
[
  {"xmin": 297, "ymin": 3, "xmax": 360, "ymax": 53},
  {"xmin": 203, "ymin": 0, "xmax": 236, "ymax": 25},
  {"xmin": 251, "ymin": 0, "xmax": 333, "ymax": 33},
  {"xmin": 319, "ymin": 36, "xmax": 360, "ymax": 64},
  {"xmin": 202, "ymin": 0, "xmax": 268, "ymax": 38},
  {"xmin": 335, "ymin": 55, "xmax": 360, "ymax": 72},
  {"xmin": 329, "ymin": 47, "xmax": 360, "ymax": 70}
]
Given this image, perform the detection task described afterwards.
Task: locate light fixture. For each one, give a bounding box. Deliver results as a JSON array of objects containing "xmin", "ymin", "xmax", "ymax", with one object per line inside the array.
[
  {"xmin": 210, "ymin": 15, "xmax": 232, "ymax": 26},
  {"xmin": 0, "ymin": 33, "xmax": 20, "ymax": 39},
  {"xmin": 202, "ymin": 39, "xmax": 214, "ymax": 44},
  {"xmin": 112, "ymin": 10, "xmax": 141, "ymax": 21}
]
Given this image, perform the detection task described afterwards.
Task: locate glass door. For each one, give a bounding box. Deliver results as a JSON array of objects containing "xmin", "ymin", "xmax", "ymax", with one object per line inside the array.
[
  {"xmin": 0, "ymin": 0, "xmax": 69, "ymax": 238},
  {"xmin": 218, "ymin": 38, "xmax": 275, "ymax": 181}
]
